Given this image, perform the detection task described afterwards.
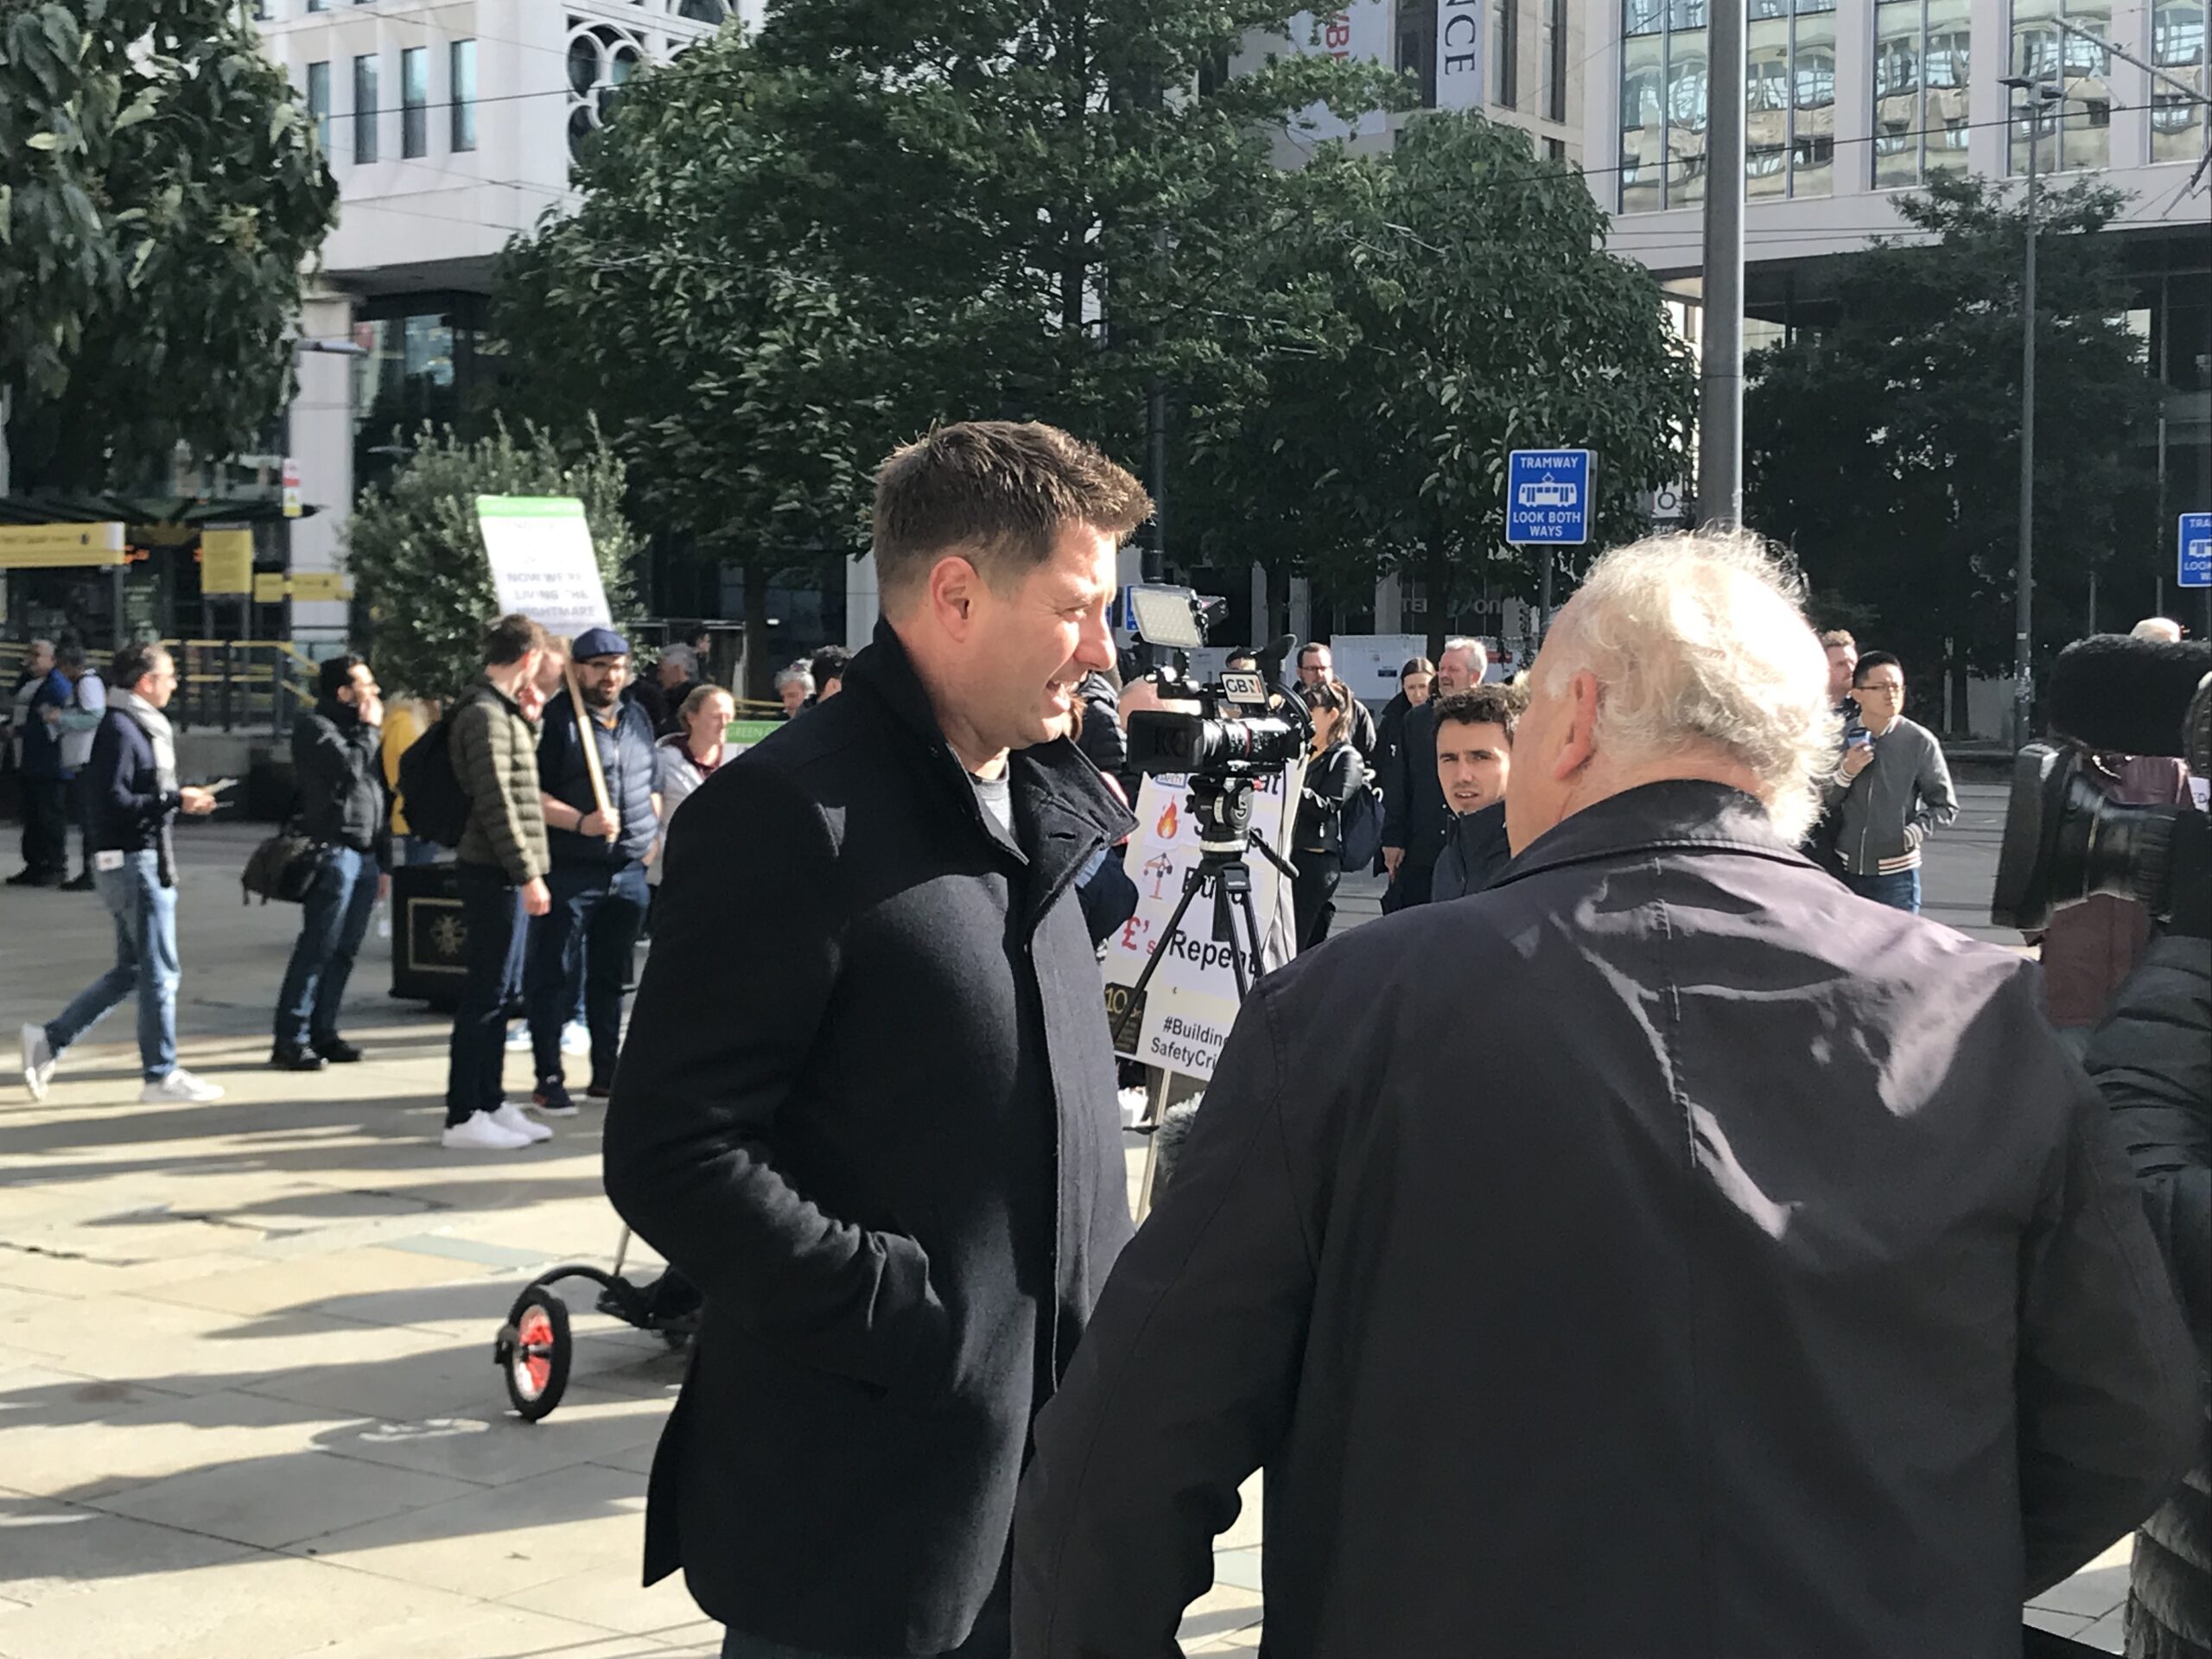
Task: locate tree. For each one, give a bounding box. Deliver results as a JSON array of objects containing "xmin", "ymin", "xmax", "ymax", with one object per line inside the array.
[
  {"xmin": 493, "ymin": 9, "xmax": 1401, "ymax": 691},
  {"xmin": 1182, "ymin": 113, "xmax": 1698, "ymax": 656},
  {"xmin": 0, "ymin": 0, "xmax": 337, "ymax": 491},
  {"xmin": 1745, "ymin": 175, "xmax": 2159, "ymax": 731},
  {"xmin": 345, "ymin": 423, "xmax": 640, "ymax": 702}
]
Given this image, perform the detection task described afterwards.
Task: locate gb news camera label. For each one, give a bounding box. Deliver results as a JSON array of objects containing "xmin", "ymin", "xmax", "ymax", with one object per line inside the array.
[{"xmin": 1100, "ymin": 766, "xmax": 1301, "ymax": 1079}]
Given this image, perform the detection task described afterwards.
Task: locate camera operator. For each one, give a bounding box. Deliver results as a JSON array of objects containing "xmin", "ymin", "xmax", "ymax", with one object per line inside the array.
[
  {"xmin": 1012, "ymin": 532, "xmax": 2196, "ymax": 1657},
  {"xmin": 1289, "ymin": 679, "xmax": 1364, "ymax": 949}
]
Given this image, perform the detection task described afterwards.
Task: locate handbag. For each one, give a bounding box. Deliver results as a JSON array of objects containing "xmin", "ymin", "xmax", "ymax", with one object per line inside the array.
[{"xmin": 241, "ymin": 829, "xmax": 321, "ymax": 905}]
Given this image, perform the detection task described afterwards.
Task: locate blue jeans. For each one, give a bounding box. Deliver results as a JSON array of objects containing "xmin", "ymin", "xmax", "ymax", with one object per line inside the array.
[
  {"xmin": 528, "ymin": 860, "xmax": 648, "ymax": 1088},
  {"xmin": 47, "ymin": 851, "xmax": 179, "ymax": 1080},
  {"xmin": 273, "ymin": 844, "xmax": 380, "ymax": 1049},
  {"xmin": 391, "ymin": 834, "xmax": 442, "ymax": 868},
  {"xmin": 1843, "ymin": 868, "xmax": 1922, "ymax": 914},
  {"xmin": 445, "ymin": 861, "xmax": 526, "ymax": 1127}
]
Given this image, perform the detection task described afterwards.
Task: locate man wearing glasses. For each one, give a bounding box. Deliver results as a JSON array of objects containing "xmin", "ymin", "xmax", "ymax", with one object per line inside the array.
[{"xmin": 1824, "ymin": 651, "xmax": 1956, "ymax": 912}]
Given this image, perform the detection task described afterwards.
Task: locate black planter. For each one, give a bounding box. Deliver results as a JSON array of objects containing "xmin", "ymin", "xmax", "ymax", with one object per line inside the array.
[{"xmin": 391, "ymin": 859, "xmax": 467, "ymax": 1011}]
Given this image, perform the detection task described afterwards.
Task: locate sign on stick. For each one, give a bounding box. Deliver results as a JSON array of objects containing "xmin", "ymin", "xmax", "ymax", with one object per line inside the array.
[
  {"xmin": 476, "ymin": 496, "xmax": 613, "ymax": 638},
  {"xmin": 1506, "ymin": 449, "xmax": 1592, "ymax": 546}
]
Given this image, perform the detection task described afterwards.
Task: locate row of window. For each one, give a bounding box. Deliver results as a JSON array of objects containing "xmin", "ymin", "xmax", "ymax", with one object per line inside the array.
[
  {"xmin": 276, "ymin": 0, "xmax": 728, "ymax": 15},
  {"xmin": 304, "ymin": 40, "xmax": 477, "ymax": 164},
  {"xmin": 1619, "ymin": 0, "xmax": 2210, "ymax": 211}
]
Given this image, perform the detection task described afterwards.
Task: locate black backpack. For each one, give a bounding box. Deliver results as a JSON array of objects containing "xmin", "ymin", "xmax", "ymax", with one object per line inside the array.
[
  {"xmin": 1337, "ymin": 760, "xmax": 1385, "ymax": 870},
  {"xmin": 396, "ymin": 710, "xmax": 470, "ymax": 849}
]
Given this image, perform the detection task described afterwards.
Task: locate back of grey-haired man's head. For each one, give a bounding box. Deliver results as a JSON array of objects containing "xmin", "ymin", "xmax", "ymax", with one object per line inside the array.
[
  {"xmin": 774, "ymin": 664, "xmax": 816, "ymax": 693},
  {"xmin": 1536, "ymin": 531, "xmax": 1834, "ymax": 842},
  {"xmin": 2131, "ymin": 616, "xmax": 2183, "ymax": 644}
]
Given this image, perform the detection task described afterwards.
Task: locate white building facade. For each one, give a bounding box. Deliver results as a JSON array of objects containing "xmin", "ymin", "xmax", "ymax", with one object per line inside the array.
[{"xmin": 253, "ymin": 0, "xmax": 743, "ymax": 645}]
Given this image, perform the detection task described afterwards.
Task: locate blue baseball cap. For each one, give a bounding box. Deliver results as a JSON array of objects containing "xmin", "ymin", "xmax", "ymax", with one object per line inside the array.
[{"xmin": 570, "ymin": 626, "xmax": 630, "ymax": 662}]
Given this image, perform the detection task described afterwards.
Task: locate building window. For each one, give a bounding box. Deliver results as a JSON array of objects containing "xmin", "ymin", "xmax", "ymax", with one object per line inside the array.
[
  {"xmin": 2151, "ymin": 0, "xmax": 2209, "ymax": 162},
  {"xmin": 2010, "ymin": 0, "xmax": 2112, "ymax": 173},
  {"xmin": 567, "ymin": 20, "xmax": 644, "ymax": 163},
  {"xmin": 401, "ymin": 47, "xmax": 428, "ymax": 158},
  {"xmin": 1495, "ymin": 0, "xmax": 1520, "ymax": 107},
  {"xmin": 353, "ymin": 54, "xmax": 378, "ymax": 164},
  {"xmin": 306, "ymin": 60, "xmax": 331, "ymax": 158},
  {"xmin": 1400, "ymin": 3, "xmax": 1440, "ymax": 106},
  {"xmin": 1543, "ymin": 135, "xmax": 1568, "ymax": 160},
  {"xmin": 451, "ymin": 40, "xmax": 479, "ymax": 152},
  {"xmin": 1621, "ymin": 0, "xmax": 1832, "ymax": 212},
  {"xmin": 307, "ymin": 0, "xmax": 327, "ymax": 10},
  {"xmin": 1545, "ymin": 0, "xmax": 1569, "ymax": 119},
  {"xmin": 1874, "ymin": 0, "xmax": 1969, "ymax": 186}
]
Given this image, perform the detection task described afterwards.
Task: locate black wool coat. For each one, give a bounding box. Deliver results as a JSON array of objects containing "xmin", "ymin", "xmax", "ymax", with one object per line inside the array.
[
  {"xmin": 1380, "ymin": 699, "xmax": 1451, "ymax": 870},
  {"xmin": 1014, "ymin": 781, "xmax": 2198, "ymax": 1659},
  {"xmin": 603, "ymin": 620, "xmax": 1135, "ymax": 1656}
]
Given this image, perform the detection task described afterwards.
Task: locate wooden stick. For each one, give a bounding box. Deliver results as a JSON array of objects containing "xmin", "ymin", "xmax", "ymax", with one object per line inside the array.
[{"xmin": 564, "ymin": 660, "xmax": 617, "ymax": 842}]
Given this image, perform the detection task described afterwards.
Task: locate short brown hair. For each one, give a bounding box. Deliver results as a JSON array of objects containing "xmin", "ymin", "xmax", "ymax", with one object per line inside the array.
[
  {"xmin": 872, "ymin": 422, "xmax": 1152, "ymax": 607},
  {"xmin": 1818, "ymin": 629, "xmax": 1855, "ymax": 650},
  {"xmin": 1433, "ymin": 684, "xmax": 1526, "ymax": 744},
  {"xmin": 482, "ymin": 612, "xmax": 549, "ymax": 667}
]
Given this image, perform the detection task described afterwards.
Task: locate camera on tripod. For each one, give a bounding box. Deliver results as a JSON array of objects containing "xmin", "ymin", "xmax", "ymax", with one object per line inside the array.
[{"xmin": 1122, "ymin": 584, "xmax": 1311, "ymax": 785}]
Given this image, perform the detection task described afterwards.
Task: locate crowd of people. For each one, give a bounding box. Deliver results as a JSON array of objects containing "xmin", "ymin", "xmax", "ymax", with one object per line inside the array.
[{"xmin": 4, "ymin": 418, "xmax": 2205, "ymax": 1659}]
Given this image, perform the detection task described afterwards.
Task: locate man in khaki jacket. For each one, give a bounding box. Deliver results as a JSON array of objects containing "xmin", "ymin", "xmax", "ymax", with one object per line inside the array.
[{"xmin": 442, "ymin": 613, "xmax": 556, "ymax": 1151}]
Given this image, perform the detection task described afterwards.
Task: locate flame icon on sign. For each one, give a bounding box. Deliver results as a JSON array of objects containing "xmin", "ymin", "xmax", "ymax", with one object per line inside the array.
[{"xmin": 1156, "ymin": 800, "xmax": 1179, "ymax": 839}]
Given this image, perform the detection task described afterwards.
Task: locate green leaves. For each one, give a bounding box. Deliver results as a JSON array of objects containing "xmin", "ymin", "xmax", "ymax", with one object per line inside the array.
[{"xmin": 1, "ymin": 0, "xmax": 336, "ymax": 489}]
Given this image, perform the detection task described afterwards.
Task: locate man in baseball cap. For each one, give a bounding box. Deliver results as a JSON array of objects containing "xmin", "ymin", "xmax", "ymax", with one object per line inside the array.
[{"xmin": 526, "ymin": 625, "xmax": 660, "ymax": 1115}]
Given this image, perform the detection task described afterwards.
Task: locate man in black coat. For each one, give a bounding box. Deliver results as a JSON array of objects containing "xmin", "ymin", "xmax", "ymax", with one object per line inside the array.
[
  {"xmin": 2088, "ymin": 915, "xmax": 2212, "ymax": 1659},
  {"xmin": 271, "ymin": 654, "xmax": 388, "ymax": 1070},
  {"xmin": 1013, "ymin": 534, "xmax": 2197, "ymax": 1659},
  {"xmin": 604, "ymin": 421, "xmax": 1149, "ymax": 1659},
  {"xmin": 1379, "ymin": 636, "xmax": 1485, "ymax": 912}
]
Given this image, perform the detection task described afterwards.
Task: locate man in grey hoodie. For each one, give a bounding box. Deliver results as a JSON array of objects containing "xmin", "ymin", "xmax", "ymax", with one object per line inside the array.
[{"xmin": 1821, "ymin": 651, "xmax": 1955, "ymax": 912}]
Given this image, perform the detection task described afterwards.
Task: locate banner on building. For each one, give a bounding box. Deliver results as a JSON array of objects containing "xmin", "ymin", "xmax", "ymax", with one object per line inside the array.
[
  {"xmin": 1100, "ymin": 764, "xmax": 1302, "ymax": 1080},
  {"xmin": 1287, "ymin": 0, "xmax": 1392, "ymax": 141},
  {"xmin": 200, "ymin": 529, "xmax": 253, "ymax": 594},
  {"xmin": 1435, "ymin": 0, "xmax": 1484, "ymax": 108},
  {"xmin": 476, "ymin": 496, "xmax": 613, "ymax": 639}
]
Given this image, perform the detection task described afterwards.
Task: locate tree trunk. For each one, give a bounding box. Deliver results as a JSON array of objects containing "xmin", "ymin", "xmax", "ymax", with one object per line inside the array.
[{"xmin": 742, "ymin": 561, "xmax": 772, "ymax": 703}]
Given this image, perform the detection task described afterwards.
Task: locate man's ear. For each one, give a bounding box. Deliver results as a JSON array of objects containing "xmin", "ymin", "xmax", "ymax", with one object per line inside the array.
[
  {"xmin": 927, "ymin": 554, "xmax": 986, "ymax": 641},
  {"xmin": 1552, "ymin": 671, "xmax": 1600, "ymax": 780}
]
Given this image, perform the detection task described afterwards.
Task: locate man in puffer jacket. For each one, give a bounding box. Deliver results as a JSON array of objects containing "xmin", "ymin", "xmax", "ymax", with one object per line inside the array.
[{"xmin": 2089, "ymin": 911, "xmax": 2212, "ymax": 1659}]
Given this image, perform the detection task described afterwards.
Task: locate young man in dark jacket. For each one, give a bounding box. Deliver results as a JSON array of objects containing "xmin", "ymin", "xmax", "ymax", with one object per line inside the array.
[
  {"xmin": 604, "ymin": 421, "xmax": 1147, "ymax": 1659},
  {"xmin": 441, "ymin": 613, "xmax": 554, "ymax": 1152},
  {"xmin": 1014, "ymin": 534, "xmax": 2197, "ymax": 1659},
  {"xmin": 270, "ymin": 655, "xmax": 388, "ymax": 1070},
  {"xmin": 21, "ymin": 644, "xmax": 223, "ymax": 1103},
  {"xmin": 527, "ymin": 626, "xmax": 658, "ymax": 1115},
  {"xmin": 1428, "ymin": 684, "xmax": 1522, "ymax": 904},
  {"xmin": 1380, "ymin": 637, "xmax": 1485, "ymax": 912}
]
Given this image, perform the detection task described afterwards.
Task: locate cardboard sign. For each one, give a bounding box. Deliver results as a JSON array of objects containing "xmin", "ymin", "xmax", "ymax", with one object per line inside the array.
[
  {"xmin": 476, "ymin": 496, "xmax": 613, "ymax": 639},
  {"xmin": 1100, "ymin": 763, "xmax": 1303, "ymax": 1079},
  {"xmin": 200, "ymin": 528, "xmax": 253, "ymax": 594}
]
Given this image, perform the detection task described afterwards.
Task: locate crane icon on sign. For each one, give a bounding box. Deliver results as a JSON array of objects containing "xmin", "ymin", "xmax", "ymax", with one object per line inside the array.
[{"xmin": 1516, "ymin": 480, "xmax": 1578, "ymax": 509}]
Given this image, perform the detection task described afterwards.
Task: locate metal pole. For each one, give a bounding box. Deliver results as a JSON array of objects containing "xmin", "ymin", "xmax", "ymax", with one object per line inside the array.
[
  {"xmin": 1697, "ymin": 0, "xmax": 1745, "ymax": 529},
  {"xmin": 1538, "ymin": 547, "xmax": 1556, "ymax": 645},
  {"xmin": 2014, "ymin": 100, "xmax": 2040, "ymax": 747}
]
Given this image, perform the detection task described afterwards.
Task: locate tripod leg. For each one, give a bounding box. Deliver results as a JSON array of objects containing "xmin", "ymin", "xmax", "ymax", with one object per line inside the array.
[
  {"xmin": 1111, "ymin": 867, "xmax": 1209, "ymax": 1053},
  {"xmin": 1236, "ymin": 882, "xmax": 1271, "ymax": 982}
]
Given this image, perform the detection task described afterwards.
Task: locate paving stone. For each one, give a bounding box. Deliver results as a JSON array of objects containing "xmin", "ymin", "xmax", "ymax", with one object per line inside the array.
[
  {"xmin": 0, "ymin": 1386, "xmax": 346, "ymax": 1502},
  {"xmin": 0, "ymin": 1493, "xmax": 257, "ymax": 1605}
]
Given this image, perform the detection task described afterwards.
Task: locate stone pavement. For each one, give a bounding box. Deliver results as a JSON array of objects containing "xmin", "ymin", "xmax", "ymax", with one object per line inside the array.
[{"xmin": 0, "ymin": 790, "xmax": 2143, "ymax": 1656}]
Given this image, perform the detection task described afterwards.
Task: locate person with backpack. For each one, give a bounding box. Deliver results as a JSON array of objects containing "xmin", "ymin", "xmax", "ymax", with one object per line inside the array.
[
  {"xmin": 1289, "ymin": 679, "xmax": 1369, "ymax": 950},
  {"xmin": 429, "ymin": 613, "xmax": 556, "ymax": 1152},
  {"xmin": 269, "ymin": 655, "xmax": 388, "ymax": 1072}
]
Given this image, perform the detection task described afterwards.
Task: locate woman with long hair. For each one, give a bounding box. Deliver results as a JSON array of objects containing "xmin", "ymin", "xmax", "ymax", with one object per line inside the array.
[{"xmin": 1289, "ymin": 678, "xmax": 1366, "ymax": 950}]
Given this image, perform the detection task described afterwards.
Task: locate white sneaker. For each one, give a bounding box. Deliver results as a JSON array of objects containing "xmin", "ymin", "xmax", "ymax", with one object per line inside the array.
[
  {"xmin": 21, "ymin": 1024, "xmax": 56, "ymax": 1103},
  {"xmin": 442, "ymin": 1110, "xmax": 532, "ymax": 1151},
  {"xmin": 140, "ymin": 1068, "xmax": 224, "ymax": 1103},
  {"xmin": 1117, "ymin": 1084, "xmax": 1150, "ymax": 1129},
  {"xmin": 504, "ymin": 1021, "xmax": 531, "ymax": 1052},
  {"xmin": 490, "ymin": 1102, "xmax": 555, "ymax": 1143},
  {"xmin": 562, "ymin": 1020, "xmax": 588, "ymax": 1056}
]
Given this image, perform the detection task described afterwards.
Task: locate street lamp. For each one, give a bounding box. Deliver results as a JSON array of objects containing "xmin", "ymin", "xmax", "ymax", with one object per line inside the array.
[{"xmin": 1999, "ymin": 70, "xmax": 2063, "ymax": 750}]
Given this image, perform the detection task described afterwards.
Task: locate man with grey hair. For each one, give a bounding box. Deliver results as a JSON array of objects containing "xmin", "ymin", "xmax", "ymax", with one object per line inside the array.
[
  {"xmin": 774, "ymin": 662, "xmax": 815, "ymax": 719},
  {"xmin": 1014, "ymin": 532, "xmax": 2196, "ymax": 1657},
  {"xmin": 2131, "ymin": 615, "xmax": 2183, "ymax": 644},
  {"xmin": 1379, "ymin": 635, "xmax": 1486, "ymax": 910}
]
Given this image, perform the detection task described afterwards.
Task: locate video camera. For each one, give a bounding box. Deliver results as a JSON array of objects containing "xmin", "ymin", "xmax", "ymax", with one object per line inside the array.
[
  {"xmin": 1992, "ymin": 633, "xmax": 2211, "ymax": 938},
  {"xmin": 1121, "ymin": 584, "xmax": 1310, "ymax": 783}
]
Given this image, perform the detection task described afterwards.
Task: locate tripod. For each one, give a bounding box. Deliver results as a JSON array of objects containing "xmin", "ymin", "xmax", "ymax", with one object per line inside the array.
[{"xmin": 1108, "ymin": 772, "xmax": 1299, "ymax": 1055}]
